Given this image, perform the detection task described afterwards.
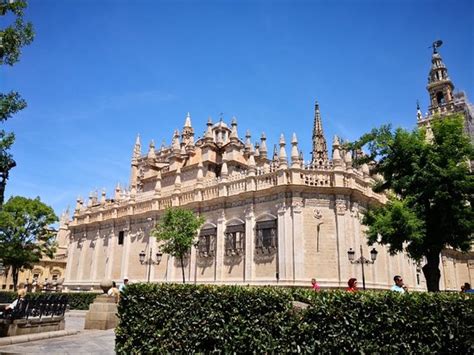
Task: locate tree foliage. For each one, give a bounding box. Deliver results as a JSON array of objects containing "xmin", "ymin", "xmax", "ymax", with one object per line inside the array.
[
  {"xmin": 0, "ymin": 0, "xmax": 34, "ymax": 66},
  {"xmin": 0, "ymin": 1, "xmax": 34, "ymax": 207},
  {"xmin": 0, "ymin": 196, "xmax": 57, "ymax": 290},
  {"xmin": 352, "ymin": 115, "xmax": 474, "ymax": 291},
  {"xmin": 152, "ymin": 208, "xmax": 204, "ymax": 283}
]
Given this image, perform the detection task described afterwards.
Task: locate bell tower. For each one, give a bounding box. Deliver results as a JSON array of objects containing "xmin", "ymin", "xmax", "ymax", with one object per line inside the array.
[
  {"xmin": 418, "ymin": 40, "xmax": 474, "ymax": 144},
  {"xmin": 426, "ymin": 40, "xmax": 455, "ymax": 116}
]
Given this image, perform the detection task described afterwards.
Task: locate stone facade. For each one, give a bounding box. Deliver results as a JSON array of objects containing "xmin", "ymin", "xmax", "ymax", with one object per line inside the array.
[
  {"xmin": 62, "ymin": 43, "xmax": 473, "ymax": 292},
  {"xmin": 63, "ymin": 103, "xmax": 426, "ymax": 292}
]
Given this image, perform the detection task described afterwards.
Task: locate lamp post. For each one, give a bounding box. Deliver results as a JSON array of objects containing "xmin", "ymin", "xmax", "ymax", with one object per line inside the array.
[
  {"xmin": 347, "ymin": 245, "xmax": 378, "ymax": 290},
  {"xmin": 139, "ymin": 249, "xmax": 163, "ymax": 283}
]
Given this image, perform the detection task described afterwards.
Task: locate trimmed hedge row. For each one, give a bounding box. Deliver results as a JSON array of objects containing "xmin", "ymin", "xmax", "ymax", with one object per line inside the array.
[
  {"xmin": 0, "ymin": 291, "xmax": 97, "ymax": 310},
  {"xmin": 116, "ymin": 284, "xmax": 474, "ymax": 353}
]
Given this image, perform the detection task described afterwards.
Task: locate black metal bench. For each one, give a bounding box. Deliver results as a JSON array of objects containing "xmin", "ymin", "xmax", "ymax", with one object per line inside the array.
[{"xmin": 0, "ymin": 294, "xmax": 68, "ymax": 337}]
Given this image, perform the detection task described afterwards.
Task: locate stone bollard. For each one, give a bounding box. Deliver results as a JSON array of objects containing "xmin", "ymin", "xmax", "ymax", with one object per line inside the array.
[{"xmin": 84, "ymin": 279, "xmax": 118, "ymax": 330}]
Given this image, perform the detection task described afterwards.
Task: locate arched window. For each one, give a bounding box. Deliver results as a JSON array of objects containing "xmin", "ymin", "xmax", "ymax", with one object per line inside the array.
[
  {"xmin": 436, "ymin": 91, "xmax": 445, "ymax": 105},
  {"xmin": 255, "ymin": 219, "xmax": 277, "ymax": 254},
  {"xmin": 225, "ymin": 224, "xmax": 245, "ymax": 256},
  {"xmin": 198, "ymin": 227, "xmax": 216, "ymax": 258}
]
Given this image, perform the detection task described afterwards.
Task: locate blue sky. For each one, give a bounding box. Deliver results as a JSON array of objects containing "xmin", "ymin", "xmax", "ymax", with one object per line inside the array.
[{"xmin": 2, "ymin": 0, "xmax": 473, "ymax": 217}]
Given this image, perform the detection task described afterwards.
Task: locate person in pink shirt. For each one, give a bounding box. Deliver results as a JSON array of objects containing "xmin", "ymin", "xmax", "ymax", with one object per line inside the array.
[
  {"xmin": 311, "ymin": 278, "xmax": 320, "ymax": 291},
  {"xmin": 346, "ymin": 278, "xmax": 358, "ymax": 292}
]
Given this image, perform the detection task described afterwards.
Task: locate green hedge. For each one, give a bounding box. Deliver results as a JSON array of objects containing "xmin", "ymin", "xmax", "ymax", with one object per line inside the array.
[
  {"xmin": 64, "ymin": 292, "xmax": 98, "ymax": 310},
  {"xmin": 0, "ymin": 291, "xmax": 97, "ymax": 310},
  {"xmin": 116, "ymin": 284, "xmax": 474, "ymax": 353}
]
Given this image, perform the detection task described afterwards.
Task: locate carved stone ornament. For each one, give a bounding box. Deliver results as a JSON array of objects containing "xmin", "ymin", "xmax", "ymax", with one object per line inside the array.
[
  {"xmin": 313, "ymin": 208, "xmax": 323, "ymax": 220},
  {"xmin": 350, "ymin": 203, "xmax": 359, "ymax": 218},
  {"xmin": 245, "ymin": 205, "xmax": 254, "ymax": 217},
  {"xmin": 335, "ymin": 199, "xmax": 347, "ymax": 215},
  {"xmin": 218, "ymin": 210, "xmax": 226, "ymax": 222},
  {"xmin": 277, "ymin": 203, "xmax": 286, "ymax": 215},
  {"xmin": 292, "ymin": 201, "xmax": 303, "ymax": 211}
]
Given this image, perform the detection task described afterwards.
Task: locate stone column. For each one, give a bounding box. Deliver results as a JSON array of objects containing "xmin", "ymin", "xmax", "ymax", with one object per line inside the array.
[
  {"xmin": 190, "ymin": 238, "xmax": 197, "ymax": 284},
  {"xmin": 91, "ymin": 230, "xmax": 102, "ymax": 284},
  {"xmin": 387, "ymin": 249, "xmax": 394, "ymax": 289},
  {"xmin": 350, "ymin": 206, "xmax": 360, "ymax": 283},
  {"xmin": 284, "ymin": 204, "xmax": 294, "ymax": 281},
  {"xmin": 120, "ymin": 221, "xmax": 131, "ymax": 279},
  {"xmin": 277, "ymin": 203, "xmax": 287, "ymax": 281},
  {"xmin": 65, "ymin": 235, "xmax": 76, "ymax": 282},
  {"xmin": 216, "ymin": 210, "xmax": 226, "ymax": 281},
  {"xmin": 105, "ymin": 229, "xmax": 116, "ymax": 280},
  {"xmin": 334, "ymin": 195, "xmax": 348, "ymax": 288},
  {"xmin": 166, "ymin": 255, "xmax": 174, "ymax": 282},
  {"xmin": 292, "ymin": 201, "xmax": 304, "ymax": 282},
  {"xmin": 149, "ymin": 233, "xmax": 157, "ymax": 281},
  {"xmin": 244, "ymin": 205, "xmax": 255, "ymax": 281},
  {"xmin": 77, "ymin": 231, "xmax": 88, "ymax": 282}
]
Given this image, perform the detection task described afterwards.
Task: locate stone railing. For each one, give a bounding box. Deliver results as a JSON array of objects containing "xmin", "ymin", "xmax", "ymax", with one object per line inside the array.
[
  {"xmin": 301, "ymin": 170, "xmax": 333, "ymax": 187},
  {"xmin": 72, "ymin": 166, "xmax": 385, "ymax": 225},
  {"xmin": 256, "ymin": 172, "xmax": 278, "ymax": 189},
  {"xmin": 179, "ymin": 191, "xmax": 195, "ymax": 205},
  {"xmin": 202, "ymin": 185, "xmax": 219, "ymax": 200},
  {"xmin": 227, "ymin": 179, "xmax": 246, "ymax": 195}
]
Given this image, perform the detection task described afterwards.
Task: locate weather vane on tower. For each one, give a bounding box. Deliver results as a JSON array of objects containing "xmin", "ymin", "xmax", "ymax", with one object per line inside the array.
[{"xmin": 429, "ymin": 40, "xmax": 443, "ymax": 54}]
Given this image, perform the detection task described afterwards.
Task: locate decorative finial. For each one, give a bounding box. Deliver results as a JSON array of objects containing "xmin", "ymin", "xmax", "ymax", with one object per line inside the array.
[
  {"xmin": 184, "ymin": 112, "xmax": 192, "ymax": 127},
  {"xmin": 430, "ymin": 39, "xmax": 443, "ymax": 54}
]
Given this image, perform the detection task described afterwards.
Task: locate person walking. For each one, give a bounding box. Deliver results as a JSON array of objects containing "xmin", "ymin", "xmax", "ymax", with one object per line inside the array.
[
  {"xmin": 391, "ymin": 275, "xmax": 408, "ymax": 293},
  {"xmin": 119, "ymin": 277, "xmax": 129, "ymax": 293},
  {"xmin": 108, "ymin": 281, "xmax": 120, "ymax": 302},
  {"xmin": 347, "ymin": 278, "xmax": 358, "ymax": 292},
  {"xmin": 311, "ymin": 278, "xmax": 320, "ymax": 291}
]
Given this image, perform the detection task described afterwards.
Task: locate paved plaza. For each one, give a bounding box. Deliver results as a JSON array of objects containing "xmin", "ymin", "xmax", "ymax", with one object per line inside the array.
[{"xmin": 0, "ymin": 312, "xmax": 115, "ymax": 354}]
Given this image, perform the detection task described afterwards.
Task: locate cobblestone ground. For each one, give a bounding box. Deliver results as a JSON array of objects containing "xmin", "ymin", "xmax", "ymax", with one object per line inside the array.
[{"xmin": 0, "ymin": 312, "xmax": 115, "ymax": 354}]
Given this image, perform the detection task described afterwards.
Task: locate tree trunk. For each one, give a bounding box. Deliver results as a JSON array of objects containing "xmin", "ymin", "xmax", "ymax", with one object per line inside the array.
[
  {"xmin": 180, "ymin": 255, "xmax": 186, "ymax": 284},
  {"xmin": 0, "ymin": 173, "xmax": 6, "ymax": 207},
  {"xmin": 422, "ymin": 251, "xmax": 441, "ymax": 292},
  {"xmin": 0, "ymin": 162, "xmax": 14, "ymax": 208},
  {"xmin": 12, "ymin": 266, "xmax": 18, "ymax": 292}
]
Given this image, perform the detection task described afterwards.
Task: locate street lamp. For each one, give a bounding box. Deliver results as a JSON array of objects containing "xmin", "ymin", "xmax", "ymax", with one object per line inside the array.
[
  {"xmin": 139, "ymin": 249, "xmax": 163, "ymax": 282},
  {"xmin": 347, "ymin": 245, "xmax": 378, "ymax": 290}
]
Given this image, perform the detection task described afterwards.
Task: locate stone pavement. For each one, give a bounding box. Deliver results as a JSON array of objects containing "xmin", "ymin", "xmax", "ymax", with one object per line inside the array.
[
  {"xmin": 0, "ymin": 329, "xmax": 115, "ymax": 354},
  {"xmin": 0, "ymin": 310, "xmax": 115, "ymax": 354}
]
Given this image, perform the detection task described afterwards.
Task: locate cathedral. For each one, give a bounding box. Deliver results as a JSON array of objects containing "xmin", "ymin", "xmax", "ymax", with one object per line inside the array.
[{"xmin": 57, "ymin": 44, "xmax": 473, "ymax": 292}]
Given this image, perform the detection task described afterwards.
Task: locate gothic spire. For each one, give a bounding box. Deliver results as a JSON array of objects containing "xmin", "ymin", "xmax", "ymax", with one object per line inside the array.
[
  {"xmin": 182, "ymin": 112, "xmax": 194, "ymax": 145},
  {"xmin": 311, "ymin": 101, "xmax": 328, "ymax": 166},
  {"xmin": 132, "ymin": 134, "xmax": 141, "ymax": 161},
  {"xmin": 147, "ymin": 140, "xmax": 156, "ymax": 160},
  {"xmin": 230, "ymin": 116, "xmax": 239, "ymax": 143},
  {"xmin": 259, "ymin": 133, "xmax": 267, "ymax": 159},
  {"xmin": 184, "ymin": 112, "xmax": 192, "ymax": 127}
]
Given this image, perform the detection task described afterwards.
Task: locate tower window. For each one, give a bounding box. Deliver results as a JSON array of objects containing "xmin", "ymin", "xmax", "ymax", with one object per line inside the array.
[
  {"xmin": 118, "ymin": 231, "xmax": 124, "ymax": 245},
  {"xmin": 436, "ymin": 92, "xmax": 445, "ymax": 105}
]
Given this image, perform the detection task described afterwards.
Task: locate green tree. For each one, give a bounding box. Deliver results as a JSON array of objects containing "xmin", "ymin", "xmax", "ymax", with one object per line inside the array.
[
  {"xmin": 0, "ymin": 196, "xmax": 57, "ymax": 290},
  {"xmin": 152, "ymin": 208, "xmax": 204, "ymax": 283},
  {"xmin": 352, "ymin": 115, "xmax": 473, "ymax": 292},
  {"xmin": 0, "ymin": 0, "xmax": 34, "ymax": 206}
]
